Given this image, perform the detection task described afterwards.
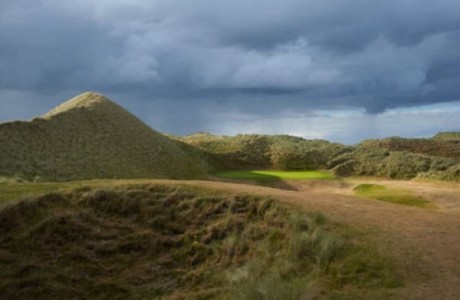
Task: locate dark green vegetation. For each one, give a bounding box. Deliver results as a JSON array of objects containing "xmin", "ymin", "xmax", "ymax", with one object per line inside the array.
[
  {"xmin": 0, "ymin": 184, "xmax": 401, "ymax": 299},
  {"xmin": 354, "ymin": 184, "xmax": 433, "ymax": 208},
  {"xmin": 0, "ymin": 92, "xmax": 211, "ymax": 181},
  {"xmin": 215, "ymin": 170, "xmax": 335, "ymax": 180}
]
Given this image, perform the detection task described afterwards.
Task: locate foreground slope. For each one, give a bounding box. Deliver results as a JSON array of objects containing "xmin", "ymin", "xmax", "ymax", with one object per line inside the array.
[
  {"xmin": 1, "ymin": 179, "xmax": 459, "ymax": 299},
  {"xmin": 0, "ymin": 183, "xmax": 400, "ymax": 299},
  {"xmin": 0, "ymin": 92, "xmax": 208, "ymax": 181}
]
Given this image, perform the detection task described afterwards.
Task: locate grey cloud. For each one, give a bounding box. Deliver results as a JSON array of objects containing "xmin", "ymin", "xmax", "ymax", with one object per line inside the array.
[{"xmin": 1, "ymin": 0, "xmax": 460, "ymax": 142}]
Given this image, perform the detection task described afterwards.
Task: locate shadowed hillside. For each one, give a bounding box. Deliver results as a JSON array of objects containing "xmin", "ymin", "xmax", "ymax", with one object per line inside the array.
[{"xmin": 0, "ymin": 92, "xmax": 210, "ymax": 181}]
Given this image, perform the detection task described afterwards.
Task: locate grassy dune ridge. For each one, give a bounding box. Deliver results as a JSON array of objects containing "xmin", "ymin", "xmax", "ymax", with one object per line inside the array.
[{"xmin": 0, "ymin": 183, "xmax": 401, "ymax": 299}]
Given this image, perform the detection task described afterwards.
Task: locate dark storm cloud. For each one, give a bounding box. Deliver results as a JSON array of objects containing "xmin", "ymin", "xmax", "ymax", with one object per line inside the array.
[{"xmin": 1, "ymin": 0, "xmax": 460, "ymax": 139}]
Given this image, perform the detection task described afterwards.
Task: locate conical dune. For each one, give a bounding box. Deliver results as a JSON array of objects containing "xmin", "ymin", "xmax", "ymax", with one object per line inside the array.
[{"xmin": 0, "ymin": 92, "xmax": 208, "ymax": 181}]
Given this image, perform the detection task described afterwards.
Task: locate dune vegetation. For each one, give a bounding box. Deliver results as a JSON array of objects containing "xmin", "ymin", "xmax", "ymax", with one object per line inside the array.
[{"xmin": 0, "ymin": 183, "xmax": 401, "ymax": 299}]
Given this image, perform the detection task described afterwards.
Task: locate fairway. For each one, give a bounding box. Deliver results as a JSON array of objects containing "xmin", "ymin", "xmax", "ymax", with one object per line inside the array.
[{"xmin": 215, "ymin": 170, "xmax": 335, "ymax": 180}]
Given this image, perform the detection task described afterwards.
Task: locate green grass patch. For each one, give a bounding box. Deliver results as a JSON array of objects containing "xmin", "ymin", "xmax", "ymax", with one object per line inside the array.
[
  {"xmin": 354, "ymin": 184, "xmax": 434, "ymax": 208},
  {"xmin": 215, "ymin": 170, "xmax": 336, "ymax": 180}
]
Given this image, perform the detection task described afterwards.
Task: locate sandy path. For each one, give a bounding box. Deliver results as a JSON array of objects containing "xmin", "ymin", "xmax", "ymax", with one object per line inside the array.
[{"xmin": 148, "ymin": 178, "xmax": 460, "ymax": 299}]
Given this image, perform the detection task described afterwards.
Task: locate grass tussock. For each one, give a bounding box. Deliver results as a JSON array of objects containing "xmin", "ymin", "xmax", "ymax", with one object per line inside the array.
[
  {"xmin": 354, "ymin": 184, "xmax": 434, "ymax": 208},
  {"xmin": 0, "ymin": 184, "xmax": 401, "ymax": 299}
]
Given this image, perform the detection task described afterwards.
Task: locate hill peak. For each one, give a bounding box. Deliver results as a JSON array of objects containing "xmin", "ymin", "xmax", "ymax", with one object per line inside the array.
[{"xmin": 43, "ymin": 92, "xmax": 115, "ymax": 119}]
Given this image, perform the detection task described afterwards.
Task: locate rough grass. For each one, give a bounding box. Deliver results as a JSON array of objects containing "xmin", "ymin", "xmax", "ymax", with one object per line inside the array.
[
  {"xmin": 0, "ymin": 183, "xmax": 401, "ymax": 299},
  {"xmin": 353, "ymin": 184, "xmax": 434, "ymax": 208},
  {"xmin": 215, "ymin": 170, "xmax": 336, "ymax": 180}
]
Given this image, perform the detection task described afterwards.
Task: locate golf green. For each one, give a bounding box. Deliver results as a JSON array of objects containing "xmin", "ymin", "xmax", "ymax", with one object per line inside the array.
[{"xmin": 215, "ymin": 170, "xmax": 335, "ymax": 180}]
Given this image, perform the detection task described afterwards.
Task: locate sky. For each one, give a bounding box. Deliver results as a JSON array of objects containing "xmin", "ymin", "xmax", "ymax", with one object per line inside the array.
[{"xmin": 1, "ymin": 0, "xmax": 460, "ymax": 144}]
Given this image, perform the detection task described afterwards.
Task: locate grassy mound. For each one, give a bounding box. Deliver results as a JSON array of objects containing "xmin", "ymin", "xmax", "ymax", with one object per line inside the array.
[
  {"xmin": 215, "ymin": 170, "xmax": 335, "ymax": 180},
  {"xmin": 0, "ymin": 184, "xmax": 400, "ymax": 299},
  {"xmin": 0, "ymin": 92, "xmax": 210, "ymax": 181},
  {"xmin": 354, "ymin": 184, "xmax": 433, "ymax": 208}
]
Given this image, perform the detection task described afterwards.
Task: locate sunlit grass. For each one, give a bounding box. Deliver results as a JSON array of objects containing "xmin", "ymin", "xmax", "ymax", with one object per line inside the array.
[
  {"xmin": 215, "ymin": 170, "xmax": 336, "ymax": 180},
  {"xmin": 354, "ymin": 184, "xmax": 434, "ymax": 208}
]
